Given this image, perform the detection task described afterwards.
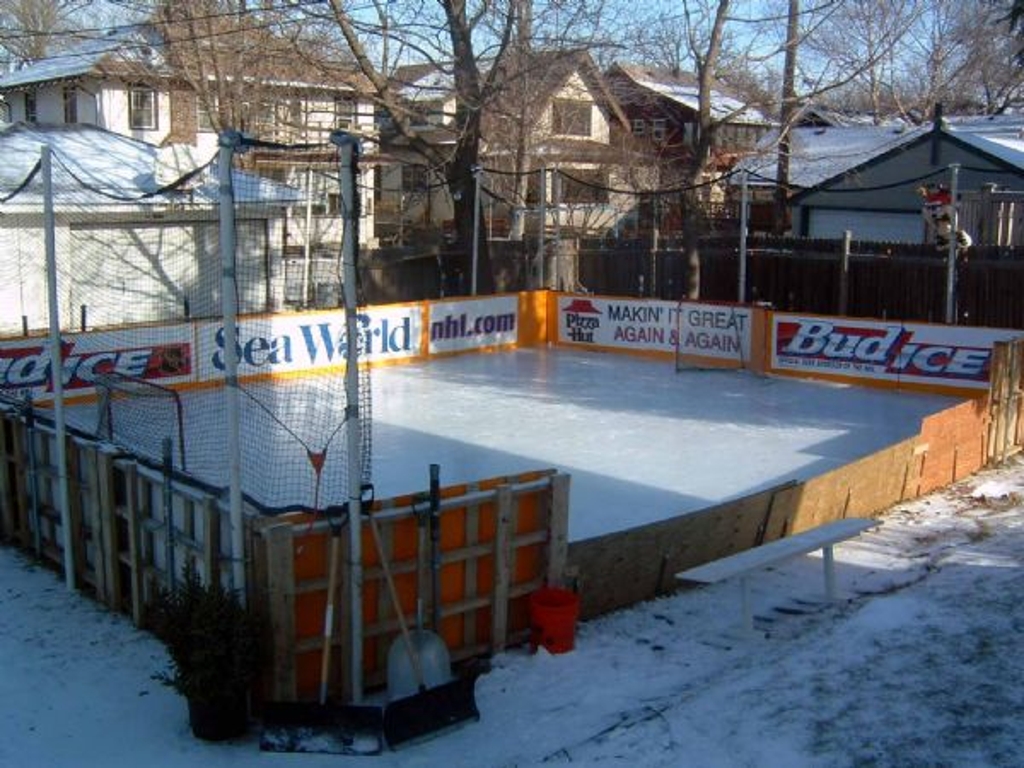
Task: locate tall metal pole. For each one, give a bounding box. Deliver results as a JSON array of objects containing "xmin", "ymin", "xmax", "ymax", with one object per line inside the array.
[
  {"xmin": 553, "ymin": 170, "xmax": 562, "ymax": 291},
  {"xmin": 471, "ymin": 164, "xmax": 482, "ymax": 296},
  {"xmin": 738, "ymin": 171, "xmax": 749, "ymax": 303},
  {"xmin": 839, "ymin": 230, "xmax": 851, "ymax": 317},
  {"xmin": 537, "ymin": 165, "xmax": 547, "ymax": 288},
  {"xmin": 303, "ymin": 165, "xmax": 314, "ymax": 306},
  {"xmin": 332, "ymin": 131, "xmax": 365, "ymax": 704},
  {"xmin": 42, "ymin": 145, "xmax": 75, "ymax": 591},
  {"xmin": 218, "ymin": 131, "xmax": 246, "ymax": 601},
  {"xmin": 945, "ymin": 163, "xmax": 960, "ymax": 324}
]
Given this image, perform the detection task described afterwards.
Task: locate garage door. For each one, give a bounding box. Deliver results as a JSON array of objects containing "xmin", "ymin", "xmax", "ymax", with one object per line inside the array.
[{"xmin": 807, "ymin": 208, "xmax": 925, "ymax": 243}]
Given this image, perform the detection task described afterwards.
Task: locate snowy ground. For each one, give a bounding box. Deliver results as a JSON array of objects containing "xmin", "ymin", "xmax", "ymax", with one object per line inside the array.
[
  {"xmin": 4, "ymin": 455, "xmax": 1024, "ymax": 767},
  {"xmin": 69, "ymin": 348, "xmax": 955, "ymax": 541}
]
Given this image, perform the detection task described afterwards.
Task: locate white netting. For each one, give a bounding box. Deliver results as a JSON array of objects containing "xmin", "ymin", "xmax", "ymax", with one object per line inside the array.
[{"xmin": 0, "ymin": 130, "xmax": 372, "ymax": 514}]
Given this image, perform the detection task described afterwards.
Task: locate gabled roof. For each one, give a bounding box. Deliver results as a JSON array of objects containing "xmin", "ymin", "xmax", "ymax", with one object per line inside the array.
[
  {"xmin": 607, "ymin": 63, "xmax": 770, "ymax": 125},
  {"xmin": 0, "ymin": 26, "xmax": 166, "ymax": 91},
  {"xmin": 388, "ymin": 49, "xmax": 629, "ymax": 129},
  {"xmin": 738, "ymin": 116, "xmax": 1024, "ymax": 192},
  {"xmin": 0, "ymin": 122, "xmax": 298, "ymax": 205},
  {"xmin": 0, "ymin": 24, "xmax": 368, "ymax": 95},
  {"xmin": 737, "ymin": 124, "xmax": 926, "ymax": 188}
]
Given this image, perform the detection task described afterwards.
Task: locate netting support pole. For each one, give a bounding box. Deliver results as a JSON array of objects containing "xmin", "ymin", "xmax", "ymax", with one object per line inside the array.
[
  {"xmin": 332, "ymin": 130, "xmax": 365, "ymax": 704},
  {"xmin": 471, "ymin": 164, "xmax": 482, "ymax": 296},
  {"xmin": 945, "ymin": 163, "xmax": 960, "ymax": 325},
  {"xmin": 738, "ymin": 171, "xmax": 749, "ymax": 303},
  {"xmin": 42, "ymin": 145, "xmax": 75, "ymax": 592},
  {"xmin": 219, "ymin": 130, "xmax": 246, "ymax": 603}
]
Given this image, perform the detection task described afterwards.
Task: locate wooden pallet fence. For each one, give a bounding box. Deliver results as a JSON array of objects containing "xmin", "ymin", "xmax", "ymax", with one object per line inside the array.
[
  {"xmin": 251, "ymin": 469, "xmax": 570, "ymax": 703},
  {"xmin": 0, "ymin": 408, "xmax": 230, "ymax": 624},
  {"xmin": 988, "ymin": 338, "xmax": 1024, "ymax": 464}
]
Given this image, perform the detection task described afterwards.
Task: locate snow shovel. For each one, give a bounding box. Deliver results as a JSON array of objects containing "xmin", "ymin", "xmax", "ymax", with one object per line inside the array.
[
  {"xmin": 366, "ymin": 507, "xmax": 479, "ymax": 749},
  {"xmin": 260, "ymin": 510, "xmax": 384, "ymax": 755}
]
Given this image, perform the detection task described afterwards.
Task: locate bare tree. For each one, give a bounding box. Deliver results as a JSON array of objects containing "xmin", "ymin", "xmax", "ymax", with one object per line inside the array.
[{"xmin": 0, "ymin": 0, "xmax": 93, "ymax": 66}]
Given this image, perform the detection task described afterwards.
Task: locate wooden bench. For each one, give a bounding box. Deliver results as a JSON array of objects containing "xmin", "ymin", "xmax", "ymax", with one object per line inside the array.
[{"xmin": 675, "ymin": 518, "xmax": 877, "ymax": 634}]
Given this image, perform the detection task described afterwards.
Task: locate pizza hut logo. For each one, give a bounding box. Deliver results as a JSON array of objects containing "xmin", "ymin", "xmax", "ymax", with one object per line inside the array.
[{"xmin": 563, "ymin": 299, "xmax": 601, "ymax": 343}]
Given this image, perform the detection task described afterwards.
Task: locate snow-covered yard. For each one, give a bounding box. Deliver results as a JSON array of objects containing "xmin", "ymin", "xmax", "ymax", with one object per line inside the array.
[{"xmin": 3, "ymin": 455, "xmax": 1023, "ymax": 767}]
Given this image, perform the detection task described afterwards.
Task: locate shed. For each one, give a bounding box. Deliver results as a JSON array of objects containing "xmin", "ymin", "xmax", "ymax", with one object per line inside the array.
[
  {"xmin": 738, "ymin": 115, "xmax": 1024, "ymax": 243},
  {"xmin": 0, "ymin": 123, "xmax": 299, "ymax": 336}
]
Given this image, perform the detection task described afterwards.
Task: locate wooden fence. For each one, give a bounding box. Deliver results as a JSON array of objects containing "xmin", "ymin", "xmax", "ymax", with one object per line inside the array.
[
  {"xmin": 0, "ymin": 410, "xmax": 230, "ymax": 622},
  {"xmin": 988, "ymin": 338, "xmax": 1024, "ymax": 464},
  {"xmin": 0, "ymin": 406, "xmax": 568, "ymax": 702},
  {"xmin": 252, "ymin": 470, "xmax": 569, "ymax": 701}
]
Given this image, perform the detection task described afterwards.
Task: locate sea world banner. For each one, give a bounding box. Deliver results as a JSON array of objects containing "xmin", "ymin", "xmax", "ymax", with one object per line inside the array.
[
  {"xmin": 771, "ymin": 314, "xmax": 1020, "ymax": 391},
  {"xmin": 194, "ymin": 304, "xmax": 423, "ymax": 380},
  {"xmin": 555, "ymin": 294, "xmax": 751, "ymax": 363}
]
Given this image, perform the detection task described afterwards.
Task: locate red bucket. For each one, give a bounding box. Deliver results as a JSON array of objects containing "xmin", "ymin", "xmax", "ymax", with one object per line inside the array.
[{"xmin": 529, "ymin": 587, "xmax": 580, "ymax": 654}]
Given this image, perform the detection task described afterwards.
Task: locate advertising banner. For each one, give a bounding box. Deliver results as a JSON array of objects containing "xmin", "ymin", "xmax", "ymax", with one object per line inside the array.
[
  {"xmin": 194, "ymin": 305, "xmax": 423, "ymax": 380},
  {"xmin": 427, "ymin": 295, "xmax": 519, "ymax": 354},
  {"xmin": 772, "ymin": 314, "xmax": 1020, "ymax": 391},
  {"xmin": 556, "ymin": 294, "xmax": 751, "ymax": 363},
  {"xmin": 0, "ymin": 325, "xmax": 194, "ymax": 402}
]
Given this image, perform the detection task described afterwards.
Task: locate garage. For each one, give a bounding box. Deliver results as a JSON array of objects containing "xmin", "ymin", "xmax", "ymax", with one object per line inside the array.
[
  {"xmin": 805, "ymin": 207, "xmax": 925, "ymax": 243},
  {"xmin": 69, "ymin": 219, "xmax": 271, "ymax": 327}
]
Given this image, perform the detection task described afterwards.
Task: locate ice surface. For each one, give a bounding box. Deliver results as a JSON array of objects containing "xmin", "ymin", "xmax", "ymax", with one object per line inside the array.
[{"xmin": 67, "ymin": 347, "xmax": 955, "ymax": 541}]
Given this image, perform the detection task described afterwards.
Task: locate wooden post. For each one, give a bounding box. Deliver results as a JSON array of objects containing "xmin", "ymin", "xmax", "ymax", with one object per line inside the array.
[
  {"xmin": 263, "ymin": 523, "xmax": 298, "ymax": 702},
  {"xmin": 0, "ymin": 417, "xmax": 16, "ymax": 540},
  {"xmin": 95, "ymin": 451, "xmax": 121, "ymax": 610},
  {"xmin": 546, "ymin": 474, "xmax": 570, "ymax": 587},
  {"xmin": 202, "ymin": 498, "xmax": 220, "ymax": 587},
  {"xmin": 462, "ymin": 501, "xmax": 481, "ymax": 649},
  {"xmin": 124, "ymin": 463, "xmax": 145, "ymax": 626},
  {"xmin": 490, "ymin": 485, "xmax": 515, "ymax": 652},
  {"xmin": 67, "ymin": 437, "xmax": 86, "ymax": 589}
]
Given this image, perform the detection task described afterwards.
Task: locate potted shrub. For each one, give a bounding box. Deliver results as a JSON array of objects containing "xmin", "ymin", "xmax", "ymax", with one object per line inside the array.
[{"xmin": 149, "ymin": 564, "xmax": 262, "ymax": 741}]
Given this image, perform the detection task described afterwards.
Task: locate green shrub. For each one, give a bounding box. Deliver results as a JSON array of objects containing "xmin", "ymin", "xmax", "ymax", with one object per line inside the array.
[{"xmin": 149, "ymin": 564, "xmax": 262, "ymax": 707}]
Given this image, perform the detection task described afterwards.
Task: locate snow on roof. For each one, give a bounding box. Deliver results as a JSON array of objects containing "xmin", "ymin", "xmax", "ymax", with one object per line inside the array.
[
  {"xmin": 949, "ymin": 130, "xmax": 1024, "ymax": 170},
  {"xmin": 613, "ymin": 64, "xmax": 769, "ymax": 125},
  {"xmin": 737, "ymin": 124, "xmax": 927, "ymax": 187},
  {"xmin": 0, "ymin": 123, "xmax": 299, "ymax": 206},
  {"xmin": 738, "ymin": 115, "xmax": 1024, "ymax": 189},
  {"xmin": 0, "ymin": 26, "xmax": 163, "ymax": 90}
]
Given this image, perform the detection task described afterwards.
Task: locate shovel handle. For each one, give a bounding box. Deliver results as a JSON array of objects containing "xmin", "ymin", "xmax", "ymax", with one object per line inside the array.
[
  {"xmin": 319, "ymin": 531, "xmax": 342, "ymax": 705},
  {"xmin": 367, "ymin": 512, "xmax": 427, "ymax": 689}
]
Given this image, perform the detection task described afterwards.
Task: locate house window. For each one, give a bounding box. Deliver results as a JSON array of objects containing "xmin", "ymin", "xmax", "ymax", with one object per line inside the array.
[
  {"xmin": 334, "ymin": 95, "xmax": 356, "ymax": 129},
  {"xmin": 632, "ymin": 119, "xmax": 645, "ymax": 137},
  {"xmin": 129, "ymin": 85, "xmax": 157, "ymax": 130},
  {"xmin": 552, "ymin": 99, "xmax": 592, "ymax": 137},
  {"xmin": 651, "ymin": 118, "xmax": 667, "ymax": 142},
  {"xmin": 402, "ymin": 164, "xmax": 429, "ymax": 192},
  {"xmin": 560, "ymin": 169, "xmax": 608, "ymax": 204},
  {"xmin": 197, "ymin": 96, "xmax": 217, "ymax": 132},
  {"xmin": 24, "ymin": 90, "xmax": 37, "ymax": 122},
  {"xmin": 63, "ymin": 87, "xmax": 78, "ymax": 123}
]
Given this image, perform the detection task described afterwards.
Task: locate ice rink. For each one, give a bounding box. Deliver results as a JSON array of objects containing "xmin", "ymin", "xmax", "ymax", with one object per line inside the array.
[{"xmin": 69, "ymin": 347, "xmax": 957, "ymax": 542}]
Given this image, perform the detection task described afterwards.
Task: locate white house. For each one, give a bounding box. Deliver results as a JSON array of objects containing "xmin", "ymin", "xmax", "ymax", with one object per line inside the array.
[
  {"xmin": 0, "ymin": 25, "xmax": 379, "ymax": 265},
  {"xmin": 0, "ymin": 123, "xmax": 301, "ymax": 337}
]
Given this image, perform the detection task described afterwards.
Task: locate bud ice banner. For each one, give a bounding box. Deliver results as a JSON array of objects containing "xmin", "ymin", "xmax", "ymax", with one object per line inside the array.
[{"xmin": 772, "ymin": 314, "xmax": 1020, "ymax": 392}]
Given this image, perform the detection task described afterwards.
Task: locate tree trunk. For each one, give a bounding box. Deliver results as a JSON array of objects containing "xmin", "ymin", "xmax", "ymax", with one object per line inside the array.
[{"xmin": 682, "ymin": 189, "xmax": 702, "ymax": 299}]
